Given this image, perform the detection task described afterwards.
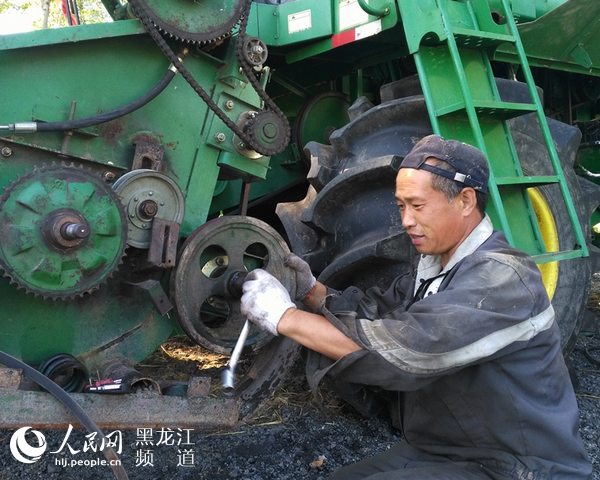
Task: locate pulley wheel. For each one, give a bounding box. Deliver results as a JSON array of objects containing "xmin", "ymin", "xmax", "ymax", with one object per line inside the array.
[
  {"xmin": 172, "ymin": 216, "xmax": 295, "ymax": 355},
  {"xmin": 113, "ymin": 169, "xmax": 184, "ymax": 249}
]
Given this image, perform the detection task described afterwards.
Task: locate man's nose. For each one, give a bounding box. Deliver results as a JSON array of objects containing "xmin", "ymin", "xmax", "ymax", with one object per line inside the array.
[{"xmin": 401, "ymin": 209, "xmax": 416, "ymax": 228}]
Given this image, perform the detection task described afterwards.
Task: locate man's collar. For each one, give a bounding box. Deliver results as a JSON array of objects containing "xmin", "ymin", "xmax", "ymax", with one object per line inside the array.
[
  {"xmin": 417, "ymin": 214, "xmax": 494, "ymax": 277},
  {"xmin": 442, "ymin": 214, "xmax": 493, "ymax": 273}
]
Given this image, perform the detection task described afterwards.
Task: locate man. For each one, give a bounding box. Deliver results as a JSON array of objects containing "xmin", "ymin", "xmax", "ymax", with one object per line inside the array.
[{"xmin": 241, "ymin": 135, "xmax": 592, "ymax": 479}]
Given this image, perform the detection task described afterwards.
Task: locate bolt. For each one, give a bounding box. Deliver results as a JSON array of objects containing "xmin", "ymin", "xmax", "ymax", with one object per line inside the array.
[
  {"xmin": 133, "ymin": 197, "xmax": 139, "ymax": 202},
  {"xmin": 103, "ymin": 171, "xmax": 116, "ymax": 182},
  {"xmin": 62, "ymin": 223, "xmax": 90, "ymax": 240},
  {"xmin": 262, "ymin": 123, "xmax": 278, "ymax": 139},
  {"xmin": 215, "ymin": 132, "xmax": 226, "ymax": 143},
  {"xmin": 148, "ymin": 191, "xmax": 154, "ymax": 196},
  {"xmin": 1, "ymin": 146, "xmax": 13, "ymax": 158},
  {"xmin": 138, "ymin": 199, "xmax": 159, "ymax": 219},
  {"xmin": 238, "ymin": 142, "xmax": 246, "ymax": 149},
  {"xmin": 215, "ymin": 256, "xmax": 225, "ymax": 266},
  {"xmin": 224, "ymin": 100, "xmax": 235, "ymax": 110}
]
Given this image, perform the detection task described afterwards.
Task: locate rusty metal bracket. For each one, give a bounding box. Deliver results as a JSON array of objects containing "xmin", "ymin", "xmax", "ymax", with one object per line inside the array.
[
  {"xmin": 131, "ymin": 138, "xmax": 165, "ymax": 171},
  {"xmin": 147, "ymin": 217, "xmax": 180, "ymax": 268},
  {"xmin": 126, "ymin": 278, "xmax": 173, "ymax": 316}
]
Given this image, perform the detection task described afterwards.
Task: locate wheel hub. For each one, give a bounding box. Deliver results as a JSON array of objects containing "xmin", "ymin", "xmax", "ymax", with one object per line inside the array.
[
  {"xmin": 172, "ymin": 215, "xmax": 295, "ymax": 354},
  {"xmin": 113, "ymin": 169, "xmax": 185, "ymax": 249},
  {"xmin": 42, "ymin": 209, "xmax": 90, "ymax": 249}
]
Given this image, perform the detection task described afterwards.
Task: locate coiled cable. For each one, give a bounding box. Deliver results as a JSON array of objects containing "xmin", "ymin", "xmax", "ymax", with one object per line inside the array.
[{"xmin": 0, "ymin": 350, "xmax": 128, "ymax": 480}]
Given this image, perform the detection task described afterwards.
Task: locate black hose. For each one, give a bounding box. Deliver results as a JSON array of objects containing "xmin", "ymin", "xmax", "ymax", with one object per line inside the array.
[
  {"xmin": 38, "ymin": 353, "xmax": 88, "ymax": 393},
  {"xmin": 0, "ymin": 351, "xmax": 129, "ymax": 480},
  {"xmin": 36, "ymin": 66, "xmax": 177, "ymax": 132}
]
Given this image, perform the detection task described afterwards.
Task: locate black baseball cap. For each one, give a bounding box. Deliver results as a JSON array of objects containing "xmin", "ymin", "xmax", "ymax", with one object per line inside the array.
[{"xmin": 399, "ymin": 134, "xmax": 489, "ymax": 193}]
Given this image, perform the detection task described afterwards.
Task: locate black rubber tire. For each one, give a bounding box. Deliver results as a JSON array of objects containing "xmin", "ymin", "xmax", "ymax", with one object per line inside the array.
[
  {"xmin": 278, "ymin": 79, "xmax": 596, "ymax": 352},
  {"xmin": 510, "ymin": 114, "xmax": 592, "ymax": 352}
]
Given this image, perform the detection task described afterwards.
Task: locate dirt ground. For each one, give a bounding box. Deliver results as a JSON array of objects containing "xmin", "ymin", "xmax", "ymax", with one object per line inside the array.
[{"xmin": 0, "ymin": 283, "xmax": 599, "ymax": 479}]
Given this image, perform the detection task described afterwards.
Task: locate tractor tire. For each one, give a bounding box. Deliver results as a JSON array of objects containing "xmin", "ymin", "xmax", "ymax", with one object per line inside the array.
[
  {"xmin": 510, "ymin": 114, "xmax": 597, "ymax": 352},
  {"xmin": 277, "ymin": 79, "xmax": 598, "ymax": 352}
]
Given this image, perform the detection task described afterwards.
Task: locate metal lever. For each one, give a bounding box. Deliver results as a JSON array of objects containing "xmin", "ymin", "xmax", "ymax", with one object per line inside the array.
[
  {"xmin": 222, "ymin": 270, "xmax": 250, "ymax": 393},
  {"xmin": 221, "ymin": 319, "xmax": 250, "ymax": 393}
]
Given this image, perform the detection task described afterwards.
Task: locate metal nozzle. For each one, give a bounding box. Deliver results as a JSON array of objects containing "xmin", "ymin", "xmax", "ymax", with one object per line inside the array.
[{"xmin": 3, "ymin": 122, "xmax": 38, "ymax": 133}]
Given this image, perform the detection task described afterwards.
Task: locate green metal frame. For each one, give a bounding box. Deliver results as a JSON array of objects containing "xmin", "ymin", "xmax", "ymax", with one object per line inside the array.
[
  {"xmin": 495, "ymin": 0, "xmax": 600, "ymax": 77},
  {"xmin": 0, "ymin": 0, "xmax": 599, "ymax": 369},
  {"xmin": 0, "ymin": 19, "xmax": 307, "ymax": 366}
]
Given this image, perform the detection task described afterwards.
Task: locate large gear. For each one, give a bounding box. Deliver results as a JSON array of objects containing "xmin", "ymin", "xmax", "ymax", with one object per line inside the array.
[
  {"xmin": 127, "ymin": 0, "xmax": 247, "ymax": 44},
  {"xmin": 0, "ymin": 164, "xmax": 128, "ymax": 300}
]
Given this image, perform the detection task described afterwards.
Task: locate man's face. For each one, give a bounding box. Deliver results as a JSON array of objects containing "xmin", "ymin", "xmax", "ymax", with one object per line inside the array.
[{"xmin": 395, "ymin": 166, "xmax": 473, "ymax": 266}]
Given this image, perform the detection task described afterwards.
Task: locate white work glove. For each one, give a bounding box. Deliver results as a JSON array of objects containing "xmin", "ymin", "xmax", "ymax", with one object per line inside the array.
[
  {"xmin": 241, "ymin": 269, "xmax": 295, "ymax": 335},
  {"xmin": 284, "ymin": 253, "xmax": 316, "ymax": 301}
]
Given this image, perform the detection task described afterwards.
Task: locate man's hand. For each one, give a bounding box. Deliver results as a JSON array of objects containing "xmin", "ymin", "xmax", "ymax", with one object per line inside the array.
[
  {"xmin": 284, "ymin": 253, "xmax": 317, "ymax": 301},
  {"xmin": 241, "ymin": 269, "xmax": 295, "ymax": 335}
]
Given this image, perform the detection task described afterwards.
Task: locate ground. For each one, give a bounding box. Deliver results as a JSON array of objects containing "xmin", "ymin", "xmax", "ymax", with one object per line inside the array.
[{"xmin": 0, "ymin": 286, "xmax": 599, "ymax": 479}]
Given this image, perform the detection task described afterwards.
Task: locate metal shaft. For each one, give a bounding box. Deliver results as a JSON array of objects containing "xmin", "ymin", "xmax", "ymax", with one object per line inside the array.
[{"xmin": 221, "ymin": 319, "xmax": 251, "ymax": 393}]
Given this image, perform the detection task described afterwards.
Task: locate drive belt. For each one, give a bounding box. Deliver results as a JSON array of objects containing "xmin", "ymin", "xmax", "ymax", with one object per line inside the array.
[{"xmin": 129, "ymin": 0, "xmax": 290, "ymax": 156}]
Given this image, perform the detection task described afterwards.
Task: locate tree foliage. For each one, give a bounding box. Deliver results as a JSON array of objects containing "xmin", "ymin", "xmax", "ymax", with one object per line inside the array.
[
  {"xmin": 0, "ymin": 1, "xmax": 35, "ymax": 15},
  {"xmin": 0, "ymin": 0, "xmax": 111, "ymax": 30}
]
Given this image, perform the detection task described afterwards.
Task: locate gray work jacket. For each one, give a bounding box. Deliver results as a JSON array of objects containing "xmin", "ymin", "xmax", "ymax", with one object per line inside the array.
[{"xmin": 306, "ymin": 225, "xmax": 592, "ymax": 479}]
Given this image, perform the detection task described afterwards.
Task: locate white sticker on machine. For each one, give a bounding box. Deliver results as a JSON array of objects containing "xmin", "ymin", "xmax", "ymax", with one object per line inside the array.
[
  {"xmin": 288, "ymin": 9, "xmax": 312, "ymax": 34},
  {"xmin": 355, "ymin": 19, "xmax": 382, "ymax": 40},
  {"xmin": 339, "ymin": 0, "xmax": 370, "ymax": 31}
]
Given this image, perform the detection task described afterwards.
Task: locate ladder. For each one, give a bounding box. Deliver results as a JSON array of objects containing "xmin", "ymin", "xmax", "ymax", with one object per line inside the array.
[{"xmin": 397, "ymin": 0, "xmax": 588, "ymax": 264}]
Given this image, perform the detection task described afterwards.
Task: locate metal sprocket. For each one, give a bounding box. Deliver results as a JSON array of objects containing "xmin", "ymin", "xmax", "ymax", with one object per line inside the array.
[
  {"xmin": 0, "ymin": 164, "xmax": 128, "ymax": 300},
  {"xmin": 243, "ymin": 110, "xmax": 290, "ymax": 157},
  {"xmin": 128, "ymin": 0, "xmax": 247, "ymax": 44},
  {"xmin": 131, "ymin": 0, "xmax": 291, "ymax": 156}
]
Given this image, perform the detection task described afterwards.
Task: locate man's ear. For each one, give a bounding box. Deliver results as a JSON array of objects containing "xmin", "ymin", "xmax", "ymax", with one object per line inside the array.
[{"xmin": 459, "ymin": 188, "xmax": 477, "ymax": 215}]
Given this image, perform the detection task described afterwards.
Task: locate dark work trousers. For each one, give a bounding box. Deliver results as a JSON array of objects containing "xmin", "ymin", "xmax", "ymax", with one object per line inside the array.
[{"xmin": 329, "ymin": 442, "xmax": 493, "ymax": 480}]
